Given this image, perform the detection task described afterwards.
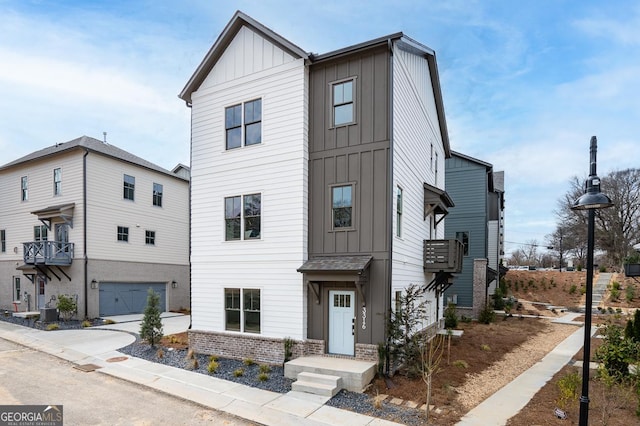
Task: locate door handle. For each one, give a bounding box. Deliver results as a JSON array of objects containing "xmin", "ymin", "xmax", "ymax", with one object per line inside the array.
[{"xmin": 352, "ymin": 318, "xmax": 355, "ymax": 335}]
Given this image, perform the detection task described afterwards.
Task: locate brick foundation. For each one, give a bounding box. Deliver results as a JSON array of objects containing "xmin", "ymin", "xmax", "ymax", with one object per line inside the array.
[{"xmin": 188, "ymin": 331, "xmax": 378, "ymax": 364}]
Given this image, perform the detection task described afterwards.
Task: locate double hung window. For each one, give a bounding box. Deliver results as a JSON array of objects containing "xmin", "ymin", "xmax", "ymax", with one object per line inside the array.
[
  {"xmin": 153, "ymin": 183, "xmax": 163, "ymax": 207},
  {"xmin": 224, "ymin": 193, "xmax": 261, "ymax": 240},
  {"xmin": 225, "ymin": 288, "xmax": 261, "ymax": 333},
  {"xmin": 53, "ymin": 168, "xmax": 62, "ymax": 195},
  {"xmin": 0, "ymin": 229, "xmax": 5, "ymax": 252},
  {"xmin": 332, "ymin": 185, "xmax": 353, "ymax": 229},
  {"xmin": 225, "ymin": 99, "xmax": 262, "ymax": 149},
  {"xmin": 332, "ymin": 79, "xmax": 354, "ymax": 126},
  {"xmin": 21, "ymin": 176, "xmax": 28, "ymax": 201},
  {"xmin": 123, "ymin": 175, "xmax": 135, "ymax": 201},
  {"xmin": 34, "ymin": 225, "xmax": 48, "ymax": 242}
]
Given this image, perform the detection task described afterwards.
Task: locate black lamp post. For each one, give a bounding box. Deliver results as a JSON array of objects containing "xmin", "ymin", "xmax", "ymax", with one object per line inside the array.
[{"xmin": 570, "ymin": 136, "xmax": 613, "ymax": 426}]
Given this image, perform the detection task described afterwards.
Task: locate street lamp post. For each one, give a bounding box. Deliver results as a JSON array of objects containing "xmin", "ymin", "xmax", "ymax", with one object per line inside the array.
[{"xmin": 570, "ymin": 136, "xmax": 613, "ymax": 426}]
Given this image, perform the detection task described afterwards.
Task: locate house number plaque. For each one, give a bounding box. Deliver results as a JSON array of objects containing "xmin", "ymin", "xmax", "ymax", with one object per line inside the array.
[{"xmin": 361, "ymin": 307, "xmax": 367, "ymax": 329}]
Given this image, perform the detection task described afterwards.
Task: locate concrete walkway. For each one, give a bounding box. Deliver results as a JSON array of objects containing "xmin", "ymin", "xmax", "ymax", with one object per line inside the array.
[
  {"xmin": 457, "ymin": 320, "xmax": 594, "ymax": 426},
  {"xmin": 590, "ymin": 272, "xmax": 612, "ymax": 310},
  {"xmin": 0, "ymin": 315, "xmax": 400, "ymax": 426}
]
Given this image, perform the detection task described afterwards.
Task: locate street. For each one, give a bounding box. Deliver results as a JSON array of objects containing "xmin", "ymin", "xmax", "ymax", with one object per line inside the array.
[{"xmin": 0, "ymin": 338, "xmax": 255, "ymax": 426}]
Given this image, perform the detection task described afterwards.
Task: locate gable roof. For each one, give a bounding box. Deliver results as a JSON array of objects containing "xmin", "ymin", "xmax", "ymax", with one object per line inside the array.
[
  {"xmin": 0, "ymin": 135, "xmax": 188, "ymax": 181},
  {"xmin": 179, "ymin": 10, "xmax": 309, "ymax": 104}
]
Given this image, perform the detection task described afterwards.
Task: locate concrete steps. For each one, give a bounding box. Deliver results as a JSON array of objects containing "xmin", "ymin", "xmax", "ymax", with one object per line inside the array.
[
  {"xmin": 291, "ymin": 372, "xmax": 342, "ymax": 397},
  {"xmin": 284, "ymin": 355, "xmax": 377, "ymax": 393}
]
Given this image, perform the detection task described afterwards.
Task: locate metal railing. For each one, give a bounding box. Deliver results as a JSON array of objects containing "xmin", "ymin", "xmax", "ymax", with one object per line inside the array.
[
  {"xmin": 423, "ymin": 239, "xmax": 463, "ymax": 273},
  {"xmin": 23, "ymin": 241, "xmax": 74, "ymax": 265}
]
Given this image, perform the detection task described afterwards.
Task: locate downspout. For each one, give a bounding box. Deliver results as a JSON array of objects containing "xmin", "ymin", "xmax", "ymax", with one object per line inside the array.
[
  {"xmin": 83, "ymin": 148, "xmax": 89, "ymax": 319},
  {"xmin": 386, "ymin": 38, "xmax": 394, "ymax": 376},
  {"xmin": 186, "ymin": 101, "xmax": 193, "ymax": 330}
]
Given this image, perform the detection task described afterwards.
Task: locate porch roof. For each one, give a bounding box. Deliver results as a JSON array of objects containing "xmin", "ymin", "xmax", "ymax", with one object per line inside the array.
[
  {"xmin": 31, "ymin": 203, "xmax": 75, "ymax": 229},
  {"xmin": 297, "ymin": 256, "xmax": 372, "ymax": 274}
]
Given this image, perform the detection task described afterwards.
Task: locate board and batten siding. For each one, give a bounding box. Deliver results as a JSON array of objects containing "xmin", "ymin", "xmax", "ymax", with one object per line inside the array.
[
  {"xmin": 391, "ymin": 44, "xmax": 447, "ymax": 324},
  {"xmin": 190, "ymin": 27, "xmax": 308, "ymax": 340},
  {"xmin": 84, "ymin": 153, "xmax": 189, "ymax": 265},
  {"xmin": 444, "ymin": 157, "xmax": 489, "ymax": 307}
]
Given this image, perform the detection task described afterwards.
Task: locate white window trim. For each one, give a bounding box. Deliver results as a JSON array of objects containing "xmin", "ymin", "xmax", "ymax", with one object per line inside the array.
[
  {"xmin": 224, "ymin": 287, "xmax": 262, "ymax": 334},
  {"xmin": 330, "ymin": 182, "xmax": 356, "ymax": 231},
  {"xmin": 223, "ymin": 192, "xmax": 262, "ymax": 242}
]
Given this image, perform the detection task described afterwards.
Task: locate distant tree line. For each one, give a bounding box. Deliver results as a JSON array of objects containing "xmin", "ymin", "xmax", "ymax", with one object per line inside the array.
[{"xmin": 507, "ymin": 168, "xmax": 639, "ymax": 270}]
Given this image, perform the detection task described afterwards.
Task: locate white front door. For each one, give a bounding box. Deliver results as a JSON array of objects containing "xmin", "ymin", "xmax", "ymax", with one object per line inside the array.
[{"xmin": 329, "ymin": 290, "xmax": 355, "ymax": 356}]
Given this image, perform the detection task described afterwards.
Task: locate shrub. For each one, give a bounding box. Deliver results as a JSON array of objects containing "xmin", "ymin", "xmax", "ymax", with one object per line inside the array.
[
  {"xmin": 569, "ymin": 284, "xmax": 577, "ymax": 295},
  {"xmin": 453, "ymin": 360, "xmax": 468, "ymax": 369},
  {"xmin": 243, "ymin": 358, "xmax": 255, "ymax": 366},
  {"xmin": 104, "ymin": 319, "xmax": 116, "ymax": 325},
  {"xmin": 492, "ymin": 289, "xmax": 505, "ymax": 311},
  {"xmin": 626, "ymin": 285, "xmax": 636, "ymax": 303},
  {"xmin": 81, "ymin": 320, "xmax": 92, "ymax": 328},
  {"xmin": 259, "ymin": 364, "xmax": 271, "ymax": 374},
  {"xmin": 233, "ymin": 368, "xmax": 244, "ymax": 377},
  {"xmin": 46, "ymin": 323, "xmax": 59, "ymax": 331},
  {"xmin": 556, "ymin": 372, "xmax": 581, "ymax": 409},
  {"xmin": 208, "ymin": 355, "xmax": 218, "ymax": 362},
  {"xmin": 481, "ymin": 344, "xmax": 491, "ymax": 351},
  {"xmin": 611, "ymin": 287, "xmax": 620, "ymax": 302},
  {"xmin": 577, "ymin": 265, "xmax": 583, "ymax": 271},
  {"xmin": 478, "ymin": 305, "xmax": 495, "ymax": 324},
  {"xmin": 207, "ymin": 360, "xmax": 219, "ymax": 374},
  {"xmin": 444, "ymin": 303, "xmax": 458, "ymax": 328},
  {"xmin": 257, "ymin": 372, "xmax": 269, "ymax": 382},
  {"xmin": 56, "ymin": 294, "xmax": 77, "ymax": 321},
  {"xmin": 283, "ymin": 337, "xmax": 294, "ymax": 363},
  {"xmin": 612, "ymin": 281, "xmax": 621, "ymax": 290},
  {"xmin": 599, "ymin": 265, "xmax": 607, "ymax": 273},
  {"xmin": 596, "ymin": 324, "xmax": 638, "ymax": 381}
]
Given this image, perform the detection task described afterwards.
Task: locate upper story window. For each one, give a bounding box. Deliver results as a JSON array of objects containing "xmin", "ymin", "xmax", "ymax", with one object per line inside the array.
[
  {"xmin": 456, "ymin": 231, "xmax": 469, "ymax": 256},
  {"xmin": 145, "ymin": 230, "xmax": 155, "ymax": 245},
  {"xmin": 153, "ymin": 183, "xmax": 163, "ymax": 207},
  {"xmin": 53, "ymin": 168, "xmax": 62, "ymax": 195},
  {"xmin": 435, "ymin": 152, "xmax": 439, "ymax": 186},
  {"xmin": 34, "ymin": 225, "xmax": 48, "ymax": 242},
  {"xmin": 396, "ymin": 186, "xmax": 403, "ymax": 238},
  {"xmin": 224, "ymin": 193, "xmax": 261, "ymax": 241},
  {"xmin": 332, "ymin": 185, "xmax": 353, "ymax": 229},
  {"xmin": 332, "ymin": 79, "xmax": 354, "ymax": 126},
  {"xmin": 0, "ymin": 229, "xmax": 5, "ymax": 253},
  {"xmin": 21, "ymin": 176, "xmax": 28, "ymax": 201},
  {"xmin": 117, "ymin": 226, "xmax": 129, "ymax": 242},
  {"xmin": 225, "ymin": 99, "xmax": 262, "ymax": 150},
  {"xmin": 123, "ymin": 175, "xmax": 135, "ymax": 201}
]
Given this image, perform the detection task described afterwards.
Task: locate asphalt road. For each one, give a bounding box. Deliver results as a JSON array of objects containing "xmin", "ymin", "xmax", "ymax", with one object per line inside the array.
[{"xmin": 0, "ymin": 338, "xmax": 256, "ymax": 426}]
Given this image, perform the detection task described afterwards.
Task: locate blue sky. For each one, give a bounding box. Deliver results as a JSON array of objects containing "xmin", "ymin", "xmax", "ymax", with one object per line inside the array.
[{"xmin": 1, "ymin": 0, "xmax": 639, "ymax": 256}]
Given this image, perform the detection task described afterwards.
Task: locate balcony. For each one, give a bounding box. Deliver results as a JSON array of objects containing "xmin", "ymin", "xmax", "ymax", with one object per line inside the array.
[
  {"xmin": 23, "ymin": 241, "xmax": 74, "ymax": 266},
  {"xmin": 423, "ymin": 239, "xmax": 463, "ymax": 274}
]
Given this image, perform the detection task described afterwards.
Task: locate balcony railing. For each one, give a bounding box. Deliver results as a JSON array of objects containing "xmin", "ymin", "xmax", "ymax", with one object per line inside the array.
[
  {"xmin": 23, "ymin": 241, "xmax": 74, "ymax": 265},
  {"xmin": 423, "ymin": 239, "xmax": 463, "ymax": 273}
]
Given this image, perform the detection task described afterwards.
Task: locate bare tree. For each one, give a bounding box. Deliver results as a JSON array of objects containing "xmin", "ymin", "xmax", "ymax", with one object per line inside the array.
[{"xmin": 419, "ymin": 330, "xmax": 445, "ymax": 423}]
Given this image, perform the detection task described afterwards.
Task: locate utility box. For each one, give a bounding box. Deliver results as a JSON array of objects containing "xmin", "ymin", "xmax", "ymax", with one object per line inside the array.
[{"xmin": 40, "ymin": 307, "xmax": 58, "ymax": 322}]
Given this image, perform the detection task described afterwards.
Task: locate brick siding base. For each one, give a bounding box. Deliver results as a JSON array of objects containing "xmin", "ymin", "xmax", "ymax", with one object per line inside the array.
[{"xmin": 188, "ymin": 331, "xmax": 378, "ymax": 364}]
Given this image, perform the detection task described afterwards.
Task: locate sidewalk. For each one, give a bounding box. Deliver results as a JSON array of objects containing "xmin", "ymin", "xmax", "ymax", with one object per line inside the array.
[{"xmin": 0, "ymin": 316, "xmax": 400, "ymax": 426}]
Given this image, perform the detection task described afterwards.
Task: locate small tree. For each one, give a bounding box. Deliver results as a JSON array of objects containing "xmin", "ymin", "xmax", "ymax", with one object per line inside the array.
[
  {"xmin": 140, "ymin": 288, "xmax": 163, "ymax": 347},
  {"xmin": 419, "ymin": 330, "xmax": 445, "ymax": 423}
]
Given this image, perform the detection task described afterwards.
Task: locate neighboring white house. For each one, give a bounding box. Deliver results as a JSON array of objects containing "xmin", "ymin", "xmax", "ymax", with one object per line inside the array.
[
  {"xmin": 181, "ymin": 11, "xmax": 459, "ymax": 364},
  {"xmin": 0, "ymin": 136, "xmax": 190, "ymax": 318}
]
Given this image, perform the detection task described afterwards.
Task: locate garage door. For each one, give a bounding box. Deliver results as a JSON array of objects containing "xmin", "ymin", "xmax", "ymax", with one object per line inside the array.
[{"xmin": 99, "ymin": 282, "xmax": 166, "ymax": 316}]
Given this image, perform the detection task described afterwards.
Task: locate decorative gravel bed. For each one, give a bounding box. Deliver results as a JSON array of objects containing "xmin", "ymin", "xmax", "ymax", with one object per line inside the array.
[
  {"xmin": 0, "ymin": 313, "xmax": 102, "ymax": 330},
  {"xmin": 118, "ymin": 339, "xmax": 425, "ymax": 425}
]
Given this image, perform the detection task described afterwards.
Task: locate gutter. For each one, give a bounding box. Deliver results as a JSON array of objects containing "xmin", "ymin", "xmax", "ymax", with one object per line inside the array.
[{"xmin": 83, "ymin": 148, "xmax": 89, "ymax": 319}]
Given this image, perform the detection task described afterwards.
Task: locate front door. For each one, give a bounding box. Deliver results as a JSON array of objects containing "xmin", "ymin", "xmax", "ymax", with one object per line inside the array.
[
  {"xmin": 37, "ymin": 277, "xmax": 46, "ymax": 309},
  {"xmin": 329, "ymin": 290, "xmax": 355, "ymax": 356}
]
